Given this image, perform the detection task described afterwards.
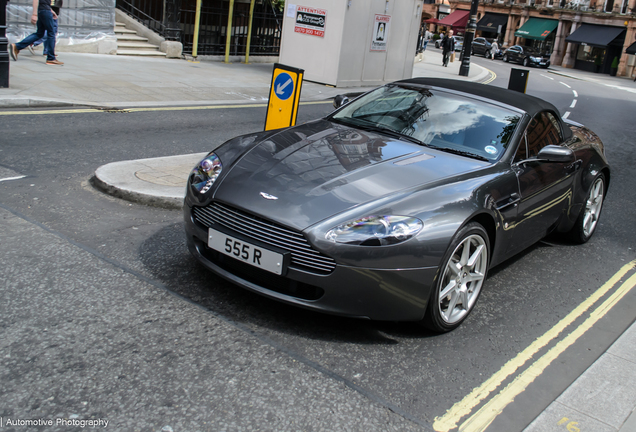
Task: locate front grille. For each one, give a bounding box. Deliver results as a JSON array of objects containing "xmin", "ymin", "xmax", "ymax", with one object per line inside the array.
[{"xmin": 192, "ymin": 202, "xmax": 336, "ymax": 275}]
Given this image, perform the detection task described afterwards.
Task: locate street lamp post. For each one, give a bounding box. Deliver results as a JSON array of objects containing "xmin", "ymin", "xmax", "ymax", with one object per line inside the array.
[{"xmin": 459, "ymin": 0, "xmax": 480, "ymax": 77}]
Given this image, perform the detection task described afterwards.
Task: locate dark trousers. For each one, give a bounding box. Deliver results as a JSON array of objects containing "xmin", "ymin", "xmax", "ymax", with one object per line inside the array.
[{"xmin": 15, "ymin": 9, "xmax": 57, "ymax": 61}]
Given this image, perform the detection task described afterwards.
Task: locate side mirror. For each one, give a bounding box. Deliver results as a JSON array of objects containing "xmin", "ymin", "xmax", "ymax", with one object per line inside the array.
[
  {"xmin": 536, "ymin": 145, "xmax": 575, "ymax": 163},
  {"xmin": 333, "ymin": 95, "xmax": 350, "ymax": 109}
]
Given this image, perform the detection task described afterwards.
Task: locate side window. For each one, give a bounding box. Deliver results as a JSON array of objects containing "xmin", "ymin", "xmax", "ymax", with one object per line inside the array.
[
  {"xmin": 545, "ymin": 112, "xmax": 564, "ymax": 143},
  {"xmin": 514, "ymin": 133, "xmax": 528, "ymax": 162},
  {"xmin": 525, "ymin": 111, "xmax": 563, "ymax": 158}
]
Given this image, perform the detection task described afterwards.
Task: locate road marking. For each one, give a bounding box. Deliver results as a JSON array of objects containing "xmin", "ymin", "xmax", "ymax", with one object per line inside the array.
[
  {"xmin": 563, "ymin": 111, "xmax": 570, "ymax": 119},
  {"xmin": 0, "ymin": 101, "xmax": 333, "ymax": 116},
  {"xmin": 481, "ymin": 69, "xmax": 497, "ymax": 85},
  {"xmin": 0, "ymin": 176, "xmax": 26, "ymax": 182},
  {"xmin": 603, "ymin": 84, "xmax": 636, "ymax": 94},
  {"xmin": 560, "ymin": 82, "xmax": 572, "ymax": 88},
  {"xmin": 540, "ymin": 74, "xmax": 554, "ymax": 81},
  {"xmin": 570, "ymin": 100, "xmax": 577, "ymax": 108},
  {"xmin": 433, "ymin": 260, "xmax": 636, "ymax": 432},
  {"xmin": 572, "ymin": 90, "xmax": 578, "ymax": 98},
  {"xmin": 459, "ymin": 270, "xmax": 636, "ymax": 432}
]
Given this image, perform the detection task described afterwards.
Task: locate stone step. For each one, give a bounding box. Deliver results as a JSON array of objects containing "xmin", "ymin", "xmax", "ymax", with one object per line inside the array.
[
  {"xmin": 114, "ymin": 21, "xmax": 164, "ymax": 57},
  {"xmin": 116, "ymin": 34, "xmax": 149, "ymax": 42},
  {"xmin": 116, "ymin": 49, "xmax": 167, "ymax": 57},
  {"xmin": 115, "ymin": 27, "xmax": 137, "ymax": 35},
  {"xmin": 117, "ymin": 41, "xmax": 160, "ymax": 50}
]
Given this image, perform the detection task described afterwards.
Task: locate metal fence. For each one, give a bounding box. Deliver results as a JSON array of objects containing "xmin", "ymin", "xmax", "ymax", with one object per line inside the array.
[
  {"xmin": 116, "ymin": 0, "xmax": 282, "ymax": 55},
  {"xmin": 180, "ymin": 0, "xmax": 281, "ymax": 56}
]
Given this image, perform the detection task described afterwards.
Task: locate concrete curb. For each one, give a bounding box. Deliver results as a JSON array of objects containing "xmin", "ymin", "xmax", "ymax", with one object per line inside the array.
[{"xmin": 92, "ymin": 153, "xmax": 207, "ymax": 209}]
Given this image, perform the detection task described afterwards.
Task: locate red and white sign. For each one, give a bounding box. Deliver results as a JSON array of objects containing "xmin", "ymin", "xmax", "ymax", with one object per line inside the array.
[
  {"xmin": 371, "ymin": 14, "xmax": 391, "ymax": 51},
  {"xmin": 294, "ymin": 6, "xmax": 327, "ymax": 38}
]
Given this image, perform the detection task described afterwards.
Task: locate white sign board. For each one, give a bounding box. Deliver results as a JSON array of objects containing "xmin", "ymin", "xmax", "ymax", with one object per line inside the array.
[
  {"xmin": 371, "ymin": 14, "xmax": 391, "ymax": 51},
  {"xmin": 294, "ymin": 6, "xmax": 327, "ymax": 38}
]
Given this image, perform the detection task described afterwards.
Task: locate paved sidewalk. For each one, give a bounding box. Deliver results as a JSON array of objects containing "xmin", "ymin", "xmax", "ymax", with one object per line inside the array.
[
  {"xmin": 0, "ymin": 48, "xmax": 487, "ymax": 109},
  {"xmin": 2, "ymin": 47, "xmax": 635, "ymax": 432}
]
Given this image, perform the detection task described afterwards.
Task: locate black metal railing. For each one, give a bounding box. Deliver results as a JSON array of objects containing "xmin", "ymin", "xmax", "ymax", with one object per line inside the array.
[
  {"xmin": 116, "ymin": 0, "xmax": 178, "ymax": 39},
  {"xmin": 180, "ymin": 0, "xmax": 281, "ymax": 56},
  {"xmin": 116, "ymin": 0, "xmax": 281, "ymax": 55}
]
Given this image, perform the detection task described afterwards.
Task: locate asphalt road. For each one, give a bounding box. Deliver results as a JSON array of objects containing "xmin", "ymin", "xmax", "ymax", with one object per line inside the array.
[{"xmin": 1, "ymin": 63, "xmax": 635, "ymax": 431}]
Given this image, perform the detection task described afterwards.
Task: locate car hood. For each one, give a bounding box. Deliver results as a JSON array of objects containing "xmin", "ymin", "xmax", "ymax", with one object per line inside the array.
[{"xmin": 213, "ymin": 120, "xmax": 488, "ymax": 230}]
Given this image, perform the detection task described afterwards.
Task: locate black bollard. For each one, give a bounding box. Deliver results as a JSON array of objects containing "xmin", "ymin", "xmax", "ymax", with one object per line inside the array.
[{"xmin": 508, "ymin": 68, "xmax": 529, "ymax": 93}]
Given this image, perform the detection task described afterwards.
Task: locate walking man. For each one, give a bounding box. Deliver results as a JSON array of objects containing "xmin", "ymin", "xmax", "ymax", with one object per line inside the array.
[
  {"xmin": 441, "ymin": 30, "xmax": 455, "ymax": 67},
  {"xmin": 9, "ymin": 0, "xmax": 63, "ymax": 65}
]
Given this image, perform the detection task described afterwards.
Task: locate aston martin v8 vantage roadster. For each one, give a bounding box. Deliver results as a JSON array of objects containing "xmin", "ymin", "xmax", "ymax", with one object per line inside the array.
[{"xmin": 184, "ymin": 78, "xmax": 609, "ymax": 332}]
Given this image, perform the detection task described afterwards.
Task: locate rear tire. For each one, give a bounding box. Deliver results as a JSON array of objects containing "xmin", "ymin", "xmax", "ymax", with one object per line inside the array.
[
  {"xmin": 422, "ymin": 222, "xmax": 489, "ymax": 333},
  {"xmin": 567, "ymin": 174, "xmax": 606, "ymax": 244},
  {"xmin": 503, "ymin": 54, "xmax": 509, "ymax": 62},
  {"xmin": 485, "ymin": 49, "xmax": 491, "ymax": 58}
]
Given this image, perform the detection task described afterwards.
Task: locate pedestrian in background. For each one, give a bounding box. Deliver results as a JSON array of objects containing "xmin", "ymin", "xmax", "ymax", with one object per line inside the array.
[
  {"xmin": 9, "ymin": 0, "xmax": 63, "ymax": 65},
  {"xmin": 441, "ymin": 30, "xmax": 455, "ymax": 67},
  {"xmin": 490, "ymin": 40, "xmax": 499, "ymax": 60},
  {"xmin": 28, "ymin": 0, "xmax": 62, "ymax": 57}
]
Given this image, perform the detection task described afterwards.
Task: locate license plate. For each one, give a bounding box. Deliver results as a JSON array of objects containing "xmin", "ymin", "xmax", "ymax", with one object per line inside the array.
[
  {"xmin": 540, "ymin": 62, "xmax": 546, "ymax": 65},
  {"xmin": 208, "ymin": 228, "xmax": 284, "ymax": 275}
]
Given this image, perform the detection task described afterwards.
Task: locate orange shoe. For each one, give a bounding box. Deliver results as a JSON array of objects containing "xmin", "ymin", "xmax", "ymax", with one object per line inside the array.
[
  {"xmin": 10, "ymin": 44, "xmax": 18, "ymax": 61},
  {"xmin": 46, "ymin": 59, "xmax": 64, "ymax": 65}
]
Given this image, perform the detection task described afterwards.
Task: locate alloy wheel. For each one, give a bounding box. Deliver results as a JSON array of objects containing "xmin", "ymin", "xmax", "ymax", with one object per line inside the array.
[
  {"xmin": 583, "ymin": 177, "xmax": 604, "ymax": 238},
  {"xmin": 437, "ymin": 234, "xmax": 488, "ymax": 324}
]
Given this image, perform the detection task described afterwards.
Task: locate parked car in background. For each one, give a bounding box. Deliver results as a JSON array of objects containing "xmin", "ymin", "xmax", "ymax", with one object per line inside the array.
[
  {"xmin": 435, "ymin": 35, "xmax": 464, "ymax": 52},
  {"xmin": 471, "ymin": 37, "xmax": 503, "ymax": 58},
  {"xmin": 184, "ymin": 78, "xmax": 610, "ymax": 333},
  {"xmin": 502, "ymin": 45, "xmax": 551, "ymax": 68}
]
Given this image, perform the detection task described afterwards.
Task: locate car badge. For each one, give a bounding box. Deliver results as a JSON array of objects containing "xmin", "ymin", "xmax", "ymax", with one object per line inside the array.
[{"xmin": 260, "ymin": 192, "xmax": 278, "ymax": 200}]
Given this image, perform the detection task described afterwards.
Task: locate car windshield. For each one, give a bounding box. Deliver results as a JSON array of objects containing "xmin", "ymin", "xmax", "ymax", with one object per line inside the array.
[{"xmin": 330, "ymin": 84, "xmax": 521, "ymax": 162}]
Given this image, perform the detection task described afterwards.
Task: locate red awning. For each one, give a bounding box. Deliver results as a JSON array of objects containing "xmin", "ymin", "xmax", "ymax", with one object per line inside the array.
[
  {"xmin": 437, "ymin": 10, "xmax": 470, "ymax": 30},
  {"xmin": 425, "ymin": 18, "xmax": 440, "ymax": 25}
]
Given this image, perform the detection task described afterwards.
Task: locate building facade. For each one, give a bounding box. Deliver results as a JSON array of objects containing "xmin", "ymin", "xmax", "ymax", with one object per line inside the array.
[{"xmin": 423, "ymin": 0, "xmax": 636, "ymax": 77}]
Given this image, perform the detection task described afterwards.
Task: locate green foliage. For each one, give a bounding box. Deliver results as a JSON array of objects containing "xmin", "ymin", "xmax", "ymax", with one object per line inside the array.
[
  {"xmin": 594, "ymin": 55, "xmax": 602, "ymax": 66},
  {"xmin": 432, "ymin": 34, "xmax": 441, "ymax": 40},
  {"xmin": 611, "ymin": 57, "xmax": 619, "ymax": 69},
  {"xmin": 271, "ymin": 0, "xmax": 285, "ymax": 11}
]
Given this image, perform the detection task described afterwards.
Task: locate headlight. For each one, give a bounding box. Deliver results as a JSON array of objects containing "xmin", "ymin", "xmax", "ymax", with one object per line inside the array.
[
  {"xmin": 190, "ymin": 153, "xmax": 222, "ymax": 194},
  {"xmin": 325, "ymin": 215, "xmax": 423, "ymax": 246},
  {"xmin": 530, "ymin": 56, "xmax": 539, "ymax": 61}
]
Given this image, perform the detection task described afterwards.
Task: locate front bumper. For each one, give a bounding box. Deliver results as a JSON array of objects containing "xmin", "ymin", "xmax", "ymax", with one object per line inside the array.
[{"xmin": 184, "ymin": 204, "xmax": 437, "ymax": 321}]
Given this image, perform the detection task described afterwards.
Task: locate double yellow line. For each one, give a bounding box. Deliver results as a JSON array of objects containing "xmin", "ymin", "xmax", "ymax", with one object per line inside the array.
[
  {"xmin": 0, "ymin": 100, "xmax": 333, "ymax": 116},
  {"xmin": 434, "ymin": 259, "xmax": 636, "ymax": 432}
]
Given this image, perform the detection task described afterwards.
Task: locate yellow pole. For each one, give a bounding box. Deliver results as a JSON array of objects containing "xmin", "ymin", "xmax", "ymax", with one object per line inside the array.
[
  {"xmin": 224, "ymin": 0, "xmax": 236, "ymax": 63},
  {"xmin": 192, "ymin": 0, "xmax": 202, "ymax": 58},
  {"xmin": 245, "ymin": 0, "xmax": 256, "ymax": 64}
]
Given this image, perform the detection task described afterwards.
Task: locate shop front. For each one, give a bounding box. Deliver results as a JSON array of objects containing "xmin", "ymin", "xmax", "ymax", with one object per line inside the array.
[
  {"xmin": 477, "ymin": 13, "xmax": 508, "ymax": 41},
  {"xmin": 514, "ymin": 17, "xmax": 559, "ymax": 55},
  {"xmin": 436, "ymin": 9, "xmax": 470, "ymax": 35},
  {"xmin": 565, "ymin": 24, "xmax": 626, "ymax": 74}
]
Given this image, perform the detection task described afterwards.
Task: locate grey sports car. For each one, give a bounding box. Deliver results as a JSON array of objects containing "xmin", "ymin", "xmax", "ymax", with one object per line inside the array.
[{"xmin": 183, "ymin": 78, "xmax": 609, "ymax": 332}]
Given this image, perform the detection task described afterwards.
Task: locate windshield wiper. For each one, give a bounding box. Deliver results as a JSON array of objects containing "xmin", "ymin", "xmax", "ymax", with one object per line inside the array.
[{"xmin": 426, "ymin": 145, "xmax": 490, "ymax": 162}]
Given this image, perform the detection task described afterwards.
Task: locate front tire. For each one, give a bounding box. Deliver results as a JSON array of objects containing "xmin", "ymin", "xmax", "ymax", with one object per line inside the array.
[
  {"xmin": 523, "ymin": 57, "xmax": 530, "ymax": 67},
  {"xmin": 567, "ymin": 174, "xmax": 606, "ymax": 244},
  {"xmin": 485, "ymin": 49, "xmax": 491, "ymax": 58},
  {"xmin": 503, "ymin": 54, "xmax": 509, "ymax": 62},
  {"xmin": 423, "ymin": 222, "xmax": 489, "ymax": 332}
]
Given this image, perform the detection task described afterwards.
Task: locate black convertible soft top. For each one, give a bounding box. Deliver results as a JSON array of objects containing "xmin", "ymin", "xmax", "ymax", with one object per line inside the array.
[{"xmin": 395, "ymin": 78, "xmax": 558, "ymax": 117}]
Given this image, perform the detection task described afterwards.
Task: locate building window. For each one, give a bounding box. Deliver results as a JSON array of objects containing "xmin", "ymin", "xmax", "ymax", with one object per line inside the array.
[{"xmin": 576, "ymin": 45, "xmax": 605, "ymax": 65}]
